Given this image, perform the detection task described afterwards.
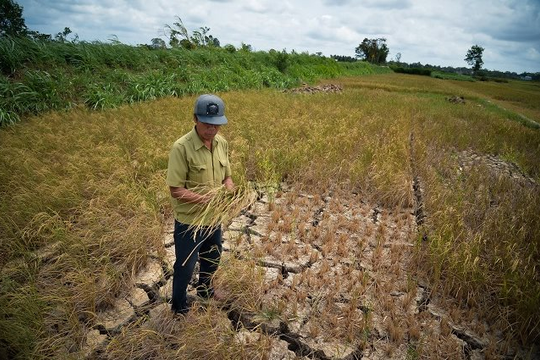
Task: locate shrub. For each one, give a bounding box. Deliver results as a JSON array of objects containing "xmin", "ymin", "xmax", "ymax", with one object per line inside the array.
[
  {"xmin": 392, "ymin": 67, "xmax": 432, "ymax": 76},
  {"xmin": 273, "ymin": 50, "xmax": 289, "ymax": 73}
]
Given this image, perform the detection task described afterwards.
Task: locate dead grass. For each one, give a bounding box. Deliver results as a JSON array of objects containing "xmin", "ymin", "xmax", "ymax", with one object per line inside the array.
[
  {"xmin": 106, "ymin": 303, "xmax": 272, "ymax": 360},
  {"xmin": 1, "ymin": 74, "xmax": 539, "ymax": 357}
]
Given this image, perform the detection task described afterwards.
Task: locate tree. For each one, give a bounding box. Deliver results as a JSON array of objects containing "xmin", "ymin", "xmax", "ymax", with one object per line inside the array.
[
  {"xmin": 240, "ymin": 42, "xmax": 252, "ymax": 52},
  {"xmin": 55, "ymin": 27, "xmax": 70, "ymax": 42},
  {"xmin": 165, "ymin": 16, "xmax": 220, "ymax": 49},
  {"xmin": 395, "ymin": 52, "xmax": 401, "ymax": 64},
  {"xmin": 355, "ymin": 38, "xmax": 389, "ymax": 65},
  {"xmin": 27, "ymin": 30, "xmax": 51, "ymax": 41},
  {"xmin": 223, "ymin": 44, "xmax": 236, "ymax": 53},
  {"xmin": 0, "ymin": 0, "xmax": 27, "ymax": 37},
  {"xmin": 53, "ymin": 26, "xmax": 78, "ymax": 43},
  {"xmin": 150, "ymin": 37, "xmax": 167, "ymax": 49},
  {"xmin": 165, "ymin": 16, "xmax": 191, "ymax": 48},
  {"xmin": 464, "ymin": 45, "xmax": 484, "ymax": 75},
  {"xmin": 331, "ymin": 55, "xmax": 356, "ymax": 62},
  {"xmin": 191, "ymin": 26, "xmax": 220, "ymax": 47}
]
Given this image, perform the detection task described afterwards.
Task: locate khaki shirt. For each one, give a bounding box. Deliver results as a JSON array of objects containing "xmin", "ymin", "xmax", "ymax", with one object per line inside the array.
[{"xmin": 167, "ymin": 127, "xmax": 232, "ymax": 225}]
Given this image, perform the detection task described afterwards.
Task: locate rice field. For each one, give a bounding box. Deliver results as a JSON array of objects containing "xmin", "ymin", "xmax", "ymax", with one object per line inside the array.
[{"xmin": 0, "ymin": 73, "xmax": 539, "ymax": 359}]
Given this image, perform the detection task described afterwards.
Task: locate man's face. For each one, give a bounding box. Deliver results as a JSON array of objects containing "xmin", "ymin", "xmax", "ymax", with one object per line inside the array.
[{"xmin": 195, "ymin": 118, "xmax": 221, "ymax": 142}]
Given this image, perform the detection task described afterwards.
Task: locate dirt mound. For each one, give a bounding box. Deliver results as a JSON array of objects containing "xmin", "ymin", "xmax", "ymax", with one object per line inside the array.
[
  {"xmin": 457, "ymin": 149, "xmax": 537, "ymax": 187},
  {"xmin": 446, "ymin": 95, "xmax": 465, "ymax": 104},
  {"xmin": 284, "ymin": 83, "xmax": 343, "ymax": 94}
]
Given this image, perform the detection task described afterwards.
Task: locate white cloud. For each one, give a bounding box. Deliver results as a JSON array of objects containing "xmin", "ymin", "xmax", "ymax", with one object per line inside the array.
[
  {"xmin": 243, "ymin": 0, "xmax": 269, "ymax": 13},
  {"xmin": 323, "ymin": 0, "xmax": 412, "ymax": 9},
  {"xmin": 525, "ymin": 47, "xmax": 540, "ymax": 61},
  {"xmin": 243, "ymin": 0, "xmax": 292, "ymax": 13},
  {"xmin": 17, "ymin": 0, "xmax": 540, "ymax": 72}
]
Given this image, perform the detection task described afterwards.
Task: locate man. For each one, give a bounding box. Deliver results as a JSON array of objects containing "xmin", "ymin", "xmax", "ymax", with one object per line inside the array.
[{"xmin": 167, "ymin": 94, "xmax": 234, "ymax": 314}]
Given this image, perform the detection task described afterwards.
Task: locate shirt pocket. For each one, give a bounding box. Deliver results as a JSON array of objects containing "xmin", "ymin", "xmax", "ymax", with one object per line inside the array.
[
  {"xmin": 187, "ymin": 163, "xmax": 207, "ymax": 186},
  {"xmin": 218, "ymin": 158, "xmax": 229, "ymax": 181}
]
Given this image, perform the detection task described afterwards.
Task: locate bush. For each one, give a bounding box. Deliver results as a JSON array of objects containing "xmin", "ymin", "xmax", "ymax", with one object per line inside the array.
[
  {"xmin": 431, "ymin": 71, "xmax": 475, "ymax": 81},
  {"xmin": 273, "ymin": 51, "xmax": 289, "ymax": 73},
  {"xmin": 223, "ymin": 44, "xmax": 236, "ymax": 53},
  {"xmin": 392, "ymin": 67, "xmax": 432, "ymax": 76}
]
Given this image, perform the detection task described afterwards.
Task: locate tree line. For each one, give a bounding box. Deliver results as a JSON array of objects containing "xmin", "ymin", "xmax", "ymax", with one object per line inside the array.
[{"xmin": 336, "ymin": 37, "xmax": 538, "ymax": 81}]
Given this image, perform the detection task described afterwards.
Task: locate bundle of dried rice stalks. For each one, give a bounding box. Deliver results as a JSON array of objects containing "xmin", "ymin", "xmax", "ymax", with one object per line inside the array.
[{"xmin": 188, "ymin": 183, "xmax": 257, "ymax": 237}]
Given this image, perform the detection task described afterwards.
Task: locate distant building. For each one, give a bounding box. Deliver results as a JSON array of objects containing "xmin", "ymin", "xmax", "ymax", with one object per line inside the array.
[{"xmin": 521, "ymin": 76, "xmax": 532, "ymax": 81}]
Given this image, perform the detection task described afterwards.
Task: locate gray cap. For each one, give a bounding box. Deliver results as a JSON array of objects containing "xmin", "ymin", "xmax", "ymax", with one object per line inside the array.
[{"xmin": 194, "ymin": 94, "xmax": 228, "ymax": 125}]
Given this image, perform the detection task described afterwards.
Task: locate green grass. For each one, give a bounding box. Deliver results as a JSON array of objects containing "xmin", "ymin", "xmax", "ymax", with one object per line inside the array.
[
  {"xmin": 1, "ymin": 73, "xmax": 539, "ymax": 357},
  {"xmin": 431, "ymin": 71, "xmax": 475, "ymax": 81},
  {"xmin": 0, "ymin": 36, "xmax": 390, "ymax": 126}
]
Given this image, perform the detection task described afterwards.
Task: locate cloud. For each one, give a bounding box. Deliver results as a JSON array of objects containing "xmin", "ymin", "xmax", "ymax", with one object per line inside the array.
[
  {"xmin": 15, "ymin": 0, "xmax": 540, "ymax": 72},
  {"xmin": 495, "ymin": 27, "xmax": 540, "ymax": 43},
  {"xmin": 487, "ymin": 12, "xmax": 540, "ymax": 44},
  {"xmin": 242, "ymin": 0, "xmax": 292, "ymax": 13},
  {"xmin": 243, "ymin": 0, "xmax": 268, "ymax": 13},
  {"xmin": 322, "ymin": 0, "xmax": 350, "ymax": 5},
  {"xmin": 323, "ymin": 0, "xmax": 412, "ymax": 9},
  {"xmin": 305, "ymin": 15, "xmax": 358, "ymax": 42},
  {"xmin": 307, "ymin": 25, "xmax": 358, "ymax": 44},
  {"xmin": 525, "ymin": 47, "xmax": 540, "ymax": 61}
]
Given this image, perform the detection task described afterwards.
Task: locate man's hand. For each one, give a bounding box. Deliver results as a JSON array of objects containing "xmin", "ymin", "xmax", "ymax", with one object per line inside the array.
[{"xmin": 223, "ymin": 176, "xmax": 235, "ymax": 191}]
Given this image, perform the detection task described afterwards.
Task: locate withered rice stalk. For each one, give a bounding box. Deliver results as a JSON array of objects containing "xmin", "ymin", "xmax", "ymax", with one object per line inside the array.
[{"xmin": 188, "ymin": 182, "xmax": 257, "ymax": 237}]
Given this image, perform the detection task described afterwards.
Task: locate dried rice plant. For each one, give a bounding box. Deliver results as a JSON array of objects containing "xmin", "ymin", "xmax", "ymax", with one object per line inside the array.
[{"xmin": 188, "ymin": 183, "xmax": 257, "ymax": 237}]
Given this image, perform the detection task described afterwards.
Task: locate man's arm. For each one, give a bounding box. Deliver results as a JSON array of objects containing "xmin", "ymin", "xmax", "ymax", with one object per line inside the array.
[{"xmin": 169, "ymin": 186, "xmax": 211, "ymax": 204}]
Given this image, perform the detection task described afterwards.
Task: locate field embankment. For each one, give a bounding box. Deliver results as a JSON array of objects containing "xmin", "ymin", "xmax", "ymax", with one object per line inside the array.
[
  {"xmin": 0, "ymin": 36, "xmax": 389, "ymax": 126},
  {"xmin": 1, "ymin": 73, "xmax": 539, "ymax": 359}
]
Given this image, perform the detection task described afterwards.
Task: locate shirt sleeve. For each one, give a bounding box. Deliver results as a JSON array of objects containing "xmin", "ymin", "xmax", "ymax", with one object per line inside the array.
[
  {"xmin": 167, "ymin": 142, "xmax": 188, "ymax": 188},
  {"xmin": 224, "ymin": 141, "xmax": 232, "ymax": 178}
]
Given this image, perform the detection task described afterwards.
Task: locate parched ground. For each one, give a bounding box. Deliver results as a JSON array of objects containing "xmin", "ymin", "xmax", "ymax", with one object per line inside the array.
[{"xmin": 83, "ymin": 150, "xmax": 538, "ymax": 359}]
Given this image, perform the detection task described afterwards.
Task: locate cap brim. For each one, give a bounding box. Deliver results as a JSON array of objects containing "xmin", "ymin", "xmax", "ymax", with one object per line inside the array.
[{"xmin": 196, "ymin": 114, "xmax": 228, "ymax": 125}]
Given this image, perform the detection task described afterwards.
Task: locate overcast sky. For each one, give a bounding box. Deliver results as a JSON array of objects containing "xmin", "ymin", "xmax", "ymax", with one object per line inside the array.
[{"xmin": 18, "ymin": 0, "xmax": 540, "ymax": 73}]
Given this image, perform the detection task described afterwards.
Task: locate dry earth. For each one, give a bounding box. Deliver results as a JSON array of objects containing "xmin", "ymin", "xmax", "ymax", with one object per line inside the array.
[
  {"xmin": 283, "ymin": 84, "xmax": 343, "ymax": 94},
  {"xmin": 82, "ymin": 149, "xmax": 539, "ymax": 359}
]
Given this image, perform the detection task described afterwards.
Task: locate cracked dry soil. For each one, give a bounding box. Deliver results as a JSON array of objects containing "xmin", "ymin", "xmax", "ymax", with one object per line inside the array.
[
  {"xmin": 83, "ymin": 147, "xmax": 540, "ymax": 359},
  {"xmin": 84, "ymin": 176, "xmax": 533, "ymax": 359}
]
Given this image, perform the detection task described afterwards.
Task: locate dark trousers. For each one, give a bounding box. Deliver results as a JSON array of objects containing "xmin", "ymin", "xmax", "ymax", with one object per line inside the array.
[{"xmin": 171, "ymin": 220, "xmax": 222, "ymax": 314}]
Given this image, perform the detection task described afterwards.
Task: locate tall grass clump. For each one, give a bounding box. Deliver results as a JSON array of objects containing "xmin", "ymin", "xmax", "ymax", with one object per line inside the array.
[
  {"xmin": 416, "ymin": 152, "xmax": 540, "ymax": 343},
  {"xmin": 410, "ymin": 81, "xmax": 540, "ymax": 343},
  {"xmin": 0, "ymin": 101, "xmax": 175, "ymax": 357}
]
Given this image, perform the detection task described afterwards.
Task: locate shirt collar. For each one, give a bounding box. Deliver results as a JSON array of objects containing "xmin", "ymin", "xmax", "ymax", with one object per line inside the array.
[{"xmin": 191, "ymin": 126, "xmax": 218, "ymax": 150}]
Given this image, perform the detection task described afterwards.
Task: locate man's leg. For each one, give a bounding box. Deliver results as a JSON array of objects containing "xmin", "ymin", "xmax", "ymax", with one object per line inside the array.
[
  {"xmin": 172, "ymin": 221, "xmax": 201, "ymax": 314},
  {"xmin": 196, "ymin": 225, "xmax": 222, "ymax": 299}
]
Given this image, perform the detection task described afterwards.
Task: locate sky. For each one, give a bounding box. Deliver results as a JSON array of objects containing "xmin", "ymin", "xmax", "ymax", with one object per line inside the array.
[{"xmin": 17, "ymin": 0, "xmax": 540, "ymax": 74}]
